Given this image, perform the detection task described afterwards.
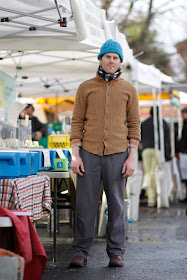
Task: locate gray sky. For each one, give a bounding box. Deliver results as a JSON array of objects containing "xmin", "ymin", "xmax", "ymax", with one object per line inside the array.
[
  {"xmin": 96, "ymin": 0, "xmax": 186, "ymax": 53},
  {"xmin": 153, "ymin": 0, "xmax": 186, "ymax": 52}
]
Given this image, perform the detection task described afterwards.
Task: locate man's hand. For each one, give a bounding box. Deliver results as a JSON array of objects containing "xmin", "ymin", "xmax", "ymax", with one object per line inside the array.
[
  {"xmin": 71, "ymin": 146, "xmax": 84, "ymax": 176},
  {"xmin": 34, "ymin": 131, "xmax": 42, "ymax": 141},
  {"xmin": 122, "ymin": 148, "xmax": 136, "ymax": 178}
]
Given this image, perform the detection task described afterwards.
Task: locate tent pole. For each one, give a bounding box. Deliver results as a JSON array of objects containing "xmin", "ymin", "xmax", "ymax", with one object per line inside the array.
[
  {"xmin": 55, "ymin": 91, "xmax": 58, "ymax": 122},
  {"xmin": 0, "ymin": 6, "xmax": 59, "ymax": 23},
  {"xmin": 178, "ymin": 104, "xmax": 182, "ymax": 140},
  {"xmin": 152, "ymin": 87, "xmax": 159, "ymax": 162},
  {"xmin": 170, "ymin": 97, "xmax": 175, "ymax": 158},
  {"xmin": 8, "ymin": 6, "xmax": 60, "ymax": 21},
  {"xmin": 170, "ymin": 96, "xmax": 176, "ymax": 186},
  {"xmin": 158, "ymin": 87, "xmax": 165, "ymax": 164},
  {"xmin": 134, "ymin": 80, "xmax": 139, "ymax": 172}
]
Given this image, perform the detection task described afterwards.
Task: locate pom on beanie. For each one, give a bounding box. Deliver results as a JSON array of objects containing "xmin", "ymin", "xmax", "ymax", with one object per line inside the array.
[{"xmin": 97, "ymin": 39, "xmax": 123, "ymax": 62}]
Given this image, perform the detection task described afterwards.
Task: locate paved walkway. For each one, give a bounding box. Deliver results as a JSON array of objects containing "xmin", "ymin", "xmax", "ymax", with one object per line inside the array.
[{"xmin": 38, "ymin": 202, "xmax": 187, "ymax": 280}]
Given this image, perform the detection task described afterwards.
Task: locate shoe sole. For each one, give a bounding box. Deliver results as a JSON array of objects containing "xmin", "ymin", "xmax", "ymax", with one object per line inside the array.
[
  {"xmin": 69, "ymin": 263, "xmax": 84, "ymax": 268},
  {"xmin": 108, "ymin": 262, "xmax": 123, "ymax": 267},
  {"xmin": 69, "ymin": 260, "xmax": 87, "ymax": 268}
]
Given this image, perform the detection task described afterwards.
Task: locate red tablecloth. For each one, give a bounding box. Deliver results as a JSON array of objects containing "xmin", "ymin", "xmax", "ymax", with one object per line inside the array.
[{"xmin": 0, "ymin": 207, "xmax": 47, "ymax": 280}]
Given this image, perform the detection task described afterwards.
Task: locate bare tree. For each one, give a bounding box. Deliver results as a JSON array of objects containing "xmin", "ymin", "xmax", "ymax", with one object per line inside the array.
[
  {"xmin": 100, "ymin": 0, "xmax": 113, "ymax": 17},
  {"xmin": 139, "ymin": 0, "xmax": 154, "ymax": 42},
  {"xmin": 94, "ymin": 0, "xmax": 184, "ymax": 75},
  {"xmin": 118, "ymin": 0, "xmax": 138, "ymax": 30}
]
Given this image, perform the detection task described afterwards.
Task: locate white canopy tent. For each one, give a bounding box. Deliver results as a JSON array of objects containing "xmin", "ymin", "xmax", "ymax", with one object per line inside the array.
[
  {"xmin": 0, "ymin": 0, "xmax": 178, "ymax": 159},
  {"xmin": 0, "ymin": 0, "xmax": 181, "ymax": 152},
  {"xmin": 0, "ymin": 0, "xmax": 170, "ymax": 98},
  {"xmin": 0, "ymin": 0, "xmax": 89, "ymax": 51},
  {"xmin": 0, "ymin": 0, "xmax": 105, "ymax": 96}
]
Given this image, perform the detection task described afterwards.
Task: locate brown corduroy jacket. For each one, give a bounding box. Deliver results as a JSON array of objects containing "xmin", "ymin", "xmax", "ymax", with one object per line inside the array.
[{"xmin": 70, "ymin": 73, "xmax": 141, "ymax": 156}]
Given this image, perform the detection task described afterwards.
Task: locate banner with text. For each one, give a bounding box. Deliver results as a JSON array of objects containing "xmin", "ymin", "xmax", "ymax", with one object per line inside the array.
[
  {"xmin": 0, "ymin": 71, "xmax": 16, "ymax": 122},
  {"xmin": 70, "ymin": 0, "xmax": 107, "ymax": 47}
]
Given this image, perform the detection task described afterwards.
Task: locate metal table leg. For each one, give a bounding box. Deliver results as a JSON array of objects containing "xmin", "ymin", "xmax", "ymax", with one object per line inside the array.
[{"xmin": 53, "ymin": 178, "xmax": 57, "ymax": 264}]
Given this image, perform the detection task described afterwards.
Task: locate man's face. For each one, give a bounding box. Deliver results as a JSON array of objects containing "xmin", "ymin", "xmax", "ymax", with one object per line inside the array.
[
  {"xmin": 182, "ymin": 112, "xmax": 187, "ymax": 121},
  {"xmin": 25, "ymin": 107, "xmax": 34, "ymax": 119},
  {"xmin": 99, "ymin": 53, "xmax": 121, "ymax": 74}
]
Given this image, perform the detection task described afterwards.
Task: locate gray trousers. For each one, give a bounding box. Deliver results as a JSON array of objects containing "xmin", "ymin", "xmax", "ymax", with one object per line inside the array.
[{"xmin": 72, "ymin": 147, "xmax": 128, "ymax": 260}]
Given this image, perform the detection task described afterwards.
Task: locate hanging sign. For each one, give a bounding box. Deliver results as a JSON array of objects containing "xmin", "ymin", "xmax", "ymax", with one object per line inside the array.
[
  {"xmin": 171, "ymin": 96, "xmax": 180, "ymax": 109},
  {"xmin": 70, "ymin": 0, "xmax": 107, "ymax": 47},
  {"xmin": 0, "ymin": 71, "xmax": 16, "ymax": 122}
]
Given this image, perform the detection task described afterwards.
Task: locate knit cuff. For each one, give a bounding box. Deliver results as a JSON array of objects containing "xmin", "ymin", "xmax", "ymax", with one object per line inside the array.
[
  {"xmin": 129, "ymin": 138, "xmax": 139, "ymax": 149},
  {"xmin": 71, "ymin": 139, "xmax": 82, "ymax": 148}
]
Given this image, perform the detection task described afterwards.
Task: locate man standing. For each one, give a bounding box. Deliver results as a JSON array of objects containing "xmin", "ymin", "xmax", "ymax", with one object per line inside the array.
[{"xmin": 69, "ymin": 39, "xmax": 141, "ymax": 268}]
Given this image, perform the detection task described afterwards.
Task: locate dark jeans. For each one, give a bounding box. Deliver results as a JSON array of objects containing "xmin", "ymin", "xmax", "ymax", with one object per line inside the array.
[{"xmin": 72, "ymin": 147, "xmax": 128, "ymax": 260}]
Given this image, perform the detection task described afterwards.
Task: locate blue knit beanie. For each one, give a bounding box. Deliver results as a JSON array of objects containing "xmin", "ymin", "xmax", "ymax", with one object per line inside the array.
[{"xmin": 97, "ymin": 39, "xmax": 123, "ymax": 62}]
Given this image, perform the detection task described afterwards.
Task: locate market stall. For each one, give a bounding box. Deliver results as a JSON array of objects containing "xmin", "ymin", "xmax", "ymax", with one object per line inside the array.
[
  {"xmin": 135, "ymin": 78, "xmax": 187, "ymax": 208},
  {"xmin": 0, "ymin": 1, "xmax": 186, "ymax": 273}
]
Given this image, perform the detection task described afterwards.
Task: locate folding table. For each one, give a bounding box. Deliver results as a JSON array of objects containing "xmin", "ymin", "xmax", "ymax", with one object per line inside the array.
[{"xmin": 38, "ymin": 171, "xmax": 70, "ymax": 264}]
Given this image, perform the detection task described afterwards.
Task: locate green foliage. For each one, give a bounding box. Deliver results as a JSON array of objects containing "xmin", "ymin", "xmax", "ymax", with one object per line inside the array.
[{"xmin": 126, "ymin": 24, "xmax": 142, "ymax": 42}]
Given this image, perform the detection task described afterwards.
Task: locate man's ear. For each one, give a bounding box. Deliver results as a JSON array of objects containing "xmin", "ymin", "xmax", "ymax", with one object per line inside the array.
[{"xmin": 99, "ymin": 57, "xmax": 102, "ymax": 62}]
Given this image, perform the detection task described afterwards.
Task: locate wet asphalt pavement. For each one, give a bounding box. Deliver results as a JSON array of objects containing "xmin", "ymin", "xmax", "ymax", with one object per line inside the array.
[{"xmin": 38, "ymin": 202, "xmax": 187, "ymax": 280}]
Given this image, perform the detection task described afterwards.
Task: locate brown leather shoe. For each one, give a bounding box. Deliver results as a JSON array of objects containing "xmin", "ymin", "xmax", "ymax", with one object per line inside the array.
[
  {"xmin": 108, "ymin": 255, "xmax": 123, "ymax": 267},
  {"xmin": 69, "ymin": 256, "xmax": 86, "ymax": 268}
]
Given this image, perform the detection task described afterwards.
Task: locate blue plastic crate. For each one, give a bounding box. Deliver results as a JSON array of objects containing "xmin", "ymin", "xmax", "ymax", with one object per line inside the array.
[
  {"xmin": 19, "ymin": 152, "xmax": 32, "ymax": 177},
  {"xmin": 0, "ymin": 152, "xmax": 20, "ymax": 179},
  {"xmin": 62, "ymin": 149, "xmax": 72, "ymax": 168},
  {"xmin": 49, "ymin": 150, "xmax": 56, "ymax": 170},
  {"xmin": 31, "ymin": 150, "xmax": 44, "ymax": 171},
  {"xmin": 31, "ymin": 149, "xmax": 57, "ymax": 171},
  {"xmin": 30, "ymin": 152, "xmax": 39, "ymax": 175}
]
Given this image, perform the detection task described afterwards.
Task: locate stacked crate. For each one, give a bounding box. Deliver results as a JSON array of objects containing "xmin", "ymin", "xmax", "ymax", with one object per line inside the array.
[{"xmin": 48, "ymin": 134, "xmax": 71, "ymax": 149}]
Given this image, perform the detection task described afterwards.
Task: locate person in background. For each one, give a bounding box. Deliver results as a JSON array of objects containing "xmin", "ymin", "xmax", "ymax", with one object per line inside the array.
[
  {"xmin": 178, "ymin": 107, "xmax": 187, "ymax": 154},
  {"xmin": 69, "ymin": 39, "xmax": 141, "ymax": 268},
  {"xmin": 177, "ymin": 107, "xmax": 187, "ymax": 199},
  {"xmin": 19, "ymin": 104, "xmax": 48, "ymax": 141},
  {"xmin": 140, "ymin": 106, "xmax": 171, "ymax": 207}
]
